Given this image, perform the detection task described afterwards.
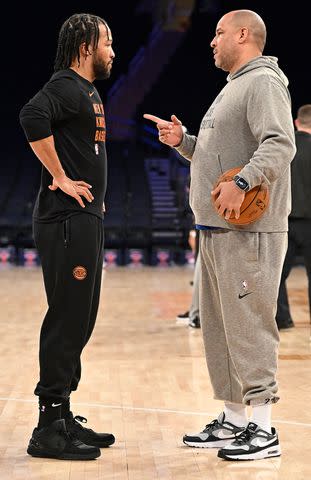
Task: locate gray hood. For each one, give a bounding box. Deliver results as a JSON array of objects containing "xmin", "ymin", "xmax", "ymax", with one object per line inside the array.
[{"xmin": 227, "ymin": 55, "xmax": 289, "ymax": 87}]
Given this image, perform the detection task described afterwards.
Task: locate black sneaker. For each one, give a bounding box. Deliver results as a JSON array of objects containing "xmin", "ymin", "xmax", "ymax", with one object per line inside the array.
[
  {"xmin": 189, "ymin": 316, "xmax": 200, "ymax": 328},
  {"xmin": 183, "ymin": 413, "xmax": 244, "ymax": 448},
  {"xmin": 218, "ymin": 422, "xmax": 281, "ymax": 461},
  {"xmin": 65, "ymin": 412, "xmax": 115, "ymax": 448},
  {"xmin": 176, "ymin": 311, "xmax": 190, "ymax": 323},
  {"xmin": 27, "ymin": 419, "xmax": 101, "ymax": 460}
]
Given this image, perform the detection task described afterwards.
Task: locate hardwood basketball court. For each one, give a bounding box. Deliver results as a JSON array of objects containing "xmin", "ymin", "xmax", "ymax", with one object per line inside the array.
[{"xmin": 0, "ymin": 264, "xmax": 310, "ymax": 479}]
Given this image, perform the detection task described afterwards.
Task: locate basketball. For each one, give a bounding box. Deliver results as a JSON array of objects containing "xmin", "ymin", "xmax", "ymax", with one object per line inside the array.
[{"xmin": 213, "ymin": 167, "xmax": 270, "ymax": 225}]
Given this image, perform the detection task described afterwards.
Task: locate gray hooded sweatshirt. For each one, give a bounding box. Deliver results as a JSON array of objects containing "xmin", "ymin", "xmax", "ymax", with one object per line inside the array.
[{"xmin": 175, "ymin": 56, "xmax": 296, "ymax": 232}]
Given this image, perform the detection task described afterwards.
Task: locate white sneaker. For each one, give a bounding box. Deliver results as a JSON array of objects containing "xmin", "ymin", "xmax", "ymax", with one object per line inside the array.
[
  {"xmin": 218, "ymin": 422, "xmax": 281, "ymax": 461},
  {"xmin": 176, "ymin": 311, "xmax": 189, "ymax": 324},
  {"xmin": 183, "ymin": 413, "xmax": 244, "ymax": 448}
]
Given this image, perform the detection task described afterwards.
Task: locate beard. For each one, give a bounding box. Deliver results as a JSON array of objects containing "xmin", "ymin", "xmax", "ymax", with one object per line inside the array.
[{"xmin": 93, "ymin": 55, "xmax": 112, "ymax": 80}]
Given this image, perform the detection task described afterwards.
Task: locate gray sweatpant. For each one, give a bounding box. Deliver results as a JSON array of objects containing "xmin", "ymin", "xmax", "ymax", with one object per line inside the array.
[{"xmin": 199, "ymin": 229, "xmax": 287, "ymax": 406}]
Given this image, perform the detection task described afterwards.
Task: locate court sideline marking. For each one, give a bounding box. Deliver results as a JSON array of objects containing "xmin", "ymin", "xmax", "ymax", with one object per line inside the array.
[{"xmin": 0, "ymin": 397, "xmax": 311, "ymax": 428}]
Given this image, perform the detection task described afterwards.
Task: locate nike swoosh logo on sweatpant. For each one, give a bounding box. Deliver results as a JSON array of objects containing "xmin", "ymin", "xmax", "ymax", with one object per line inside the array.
[{"xmin": 238, "ymin": 292, "xmax": 253, "ymax": 299}]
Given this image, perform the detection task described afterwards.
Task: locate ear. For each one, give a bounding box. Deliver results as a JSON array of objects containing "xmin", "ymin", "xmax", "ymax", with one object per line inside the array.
[
  {"xmin": 238, "ymin": 27, "xmax": 249, "ymax": 44},
  {"xmin": 80, "ymin": 42, "xmax": 91, "ymax": 58},
  {"xmin": 294, "ymin": 118, "xmax": 299, "ymax": 129}
]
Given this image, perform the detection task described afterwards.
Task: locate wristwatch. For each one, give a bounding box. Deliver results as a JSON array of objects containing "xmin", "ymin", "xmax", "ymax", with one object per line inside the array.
[{"xmin": 233, "ymin": 175, "xmax": 250, "ymax": 192}]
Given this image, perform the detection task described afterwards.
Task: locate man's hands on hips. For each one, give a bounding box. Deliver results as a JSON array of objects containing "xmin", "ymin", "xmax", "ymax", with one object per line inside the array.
[
  {"xmin": 211, "ymin": 181, "xmax": 245, "ymax": 220},
  {"xmin": 143, "ymin": 114, "xmax": 183, "ymax": 147},
  {"xmin": 29, "ymin": 136, "xmax": 94, "ymax": 209},
  {"xmin": 49, "ymin": 175, "xmax": 94, "ymax": 208}
]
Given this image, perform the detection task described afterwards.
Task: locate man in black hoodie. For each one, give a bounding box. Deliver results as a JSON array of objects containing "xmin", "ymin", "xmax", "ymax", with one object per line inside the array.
[
  {"xmin": 276, "ymin": 105, "xmax": 311, "ymax": 330},
  {"xmin": 20, "ymin": 13, "xmax": 115, "ymax": 460}
]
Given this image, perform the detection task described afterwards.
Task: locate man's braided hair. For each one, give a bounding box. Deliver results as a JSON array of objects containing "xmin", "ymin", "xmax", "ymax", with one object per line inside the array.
[{"xmin": 54, "ymin": 13, "xmax": 108, "ymax": 71}]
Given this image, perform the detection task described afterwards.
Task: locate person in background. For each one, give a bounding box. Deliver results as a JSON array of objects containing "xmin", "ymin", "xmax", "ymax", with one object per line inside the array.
[
  {"xmin": 176, "ymin": 228, "xmax": 201, "ymax": 328},
  {"xmin": 276, "ymin": 104, "xmax": 311, "ymax": 330}
]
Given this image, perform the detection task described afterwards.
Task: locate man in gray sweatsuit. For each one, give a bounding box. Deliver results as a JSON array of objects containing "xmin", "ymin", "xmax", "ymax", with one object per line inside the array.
[{"xmin": 144, "ymin": 9, "xmax": 296, "ymax": 461}]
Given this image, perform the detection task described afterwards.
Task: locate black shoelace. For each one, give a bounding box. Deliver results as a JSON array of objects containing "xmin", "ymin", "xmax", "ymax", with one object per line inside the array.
[
  {"xmin": 233, "ymin": 427, "xmax": 254, "ymax": 444},
  {"xmin": 203, "ymin": 419, "xmax": 219, "ymax": 433}
]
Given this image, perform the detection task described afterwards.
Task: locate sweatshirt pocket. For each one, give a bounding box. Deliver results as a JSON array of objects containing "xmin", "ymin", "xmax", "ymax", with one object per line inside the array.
[
  {"xmin": 247, "ymin": 232, "xmax": 260, "ymax": 264},
  {"xmin": 217, "ymin": 153, "xmax": 225, "ymax": 176}
]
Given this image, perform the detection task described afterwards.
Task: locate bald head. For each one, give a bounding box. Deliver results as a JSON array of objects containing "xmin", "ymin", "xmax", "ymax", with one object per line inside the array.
[
  {"xmin": 211, "ymin": 9, "xmax": 267, "ymax": 74},
  {"xmin": 227, "ymin": 10, "xmax": 266, "ymax": 52},
  {"xmin": 296, "ymin": 104, "xmax": 311, "ymax": 131}
]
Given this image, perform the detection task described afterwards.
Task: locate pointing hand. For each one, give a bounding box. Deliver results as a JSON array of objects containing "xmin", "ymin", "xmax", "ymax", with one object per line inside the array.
[{"xmin": 143, "ymin": 113, "xmax": 184, "ymax": 147}]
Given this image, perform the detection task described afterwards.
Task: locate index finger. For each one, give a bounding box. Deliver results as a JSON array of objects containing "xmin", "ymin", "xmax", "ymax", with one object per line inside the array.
[
  {"xmin": 75, "ymin": 181, "xmax": 92, "ymax": 188},
  {"xmin": 143, "ymin": 113, "xmax": 168, "ymax": 125}
]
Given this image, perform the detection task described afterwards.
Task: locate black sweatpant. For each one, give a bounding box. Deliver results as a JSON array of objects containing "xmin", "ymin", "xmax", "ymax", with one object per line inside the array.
[
  {"xmin": 33, "ymin": 213, "xmax": 104, "ymax": 402},
  {"xmin": 276, "ymin": 218, "xmax": 311, "ymax": 324}
]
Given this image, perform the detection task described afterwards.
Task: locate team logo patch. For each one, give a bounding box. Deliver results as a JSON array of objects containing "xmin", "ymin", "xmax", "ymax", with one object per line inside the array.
[{"xmin": 73, "ymin": 266, "xmax": 87, "ymax": 281}]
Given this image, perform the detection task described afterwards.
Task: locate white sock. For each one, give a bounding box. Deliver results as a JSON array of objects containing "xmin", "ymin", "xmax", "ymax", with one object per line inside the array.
[
  {"xmin": 250, "ymin": 403, "xmax": 272, "ymax": 433},
  {"xmin": 223, "ymin": 402, "xmax": 248, "ymax": 427}
]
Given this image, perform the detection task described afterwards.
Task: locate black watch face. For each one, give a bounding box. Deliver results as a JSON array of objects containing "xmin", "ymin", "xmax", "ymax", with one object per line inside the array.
[{"xmin": 236, "ymin": 178, "xmax": 248, "ymax": 190}]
